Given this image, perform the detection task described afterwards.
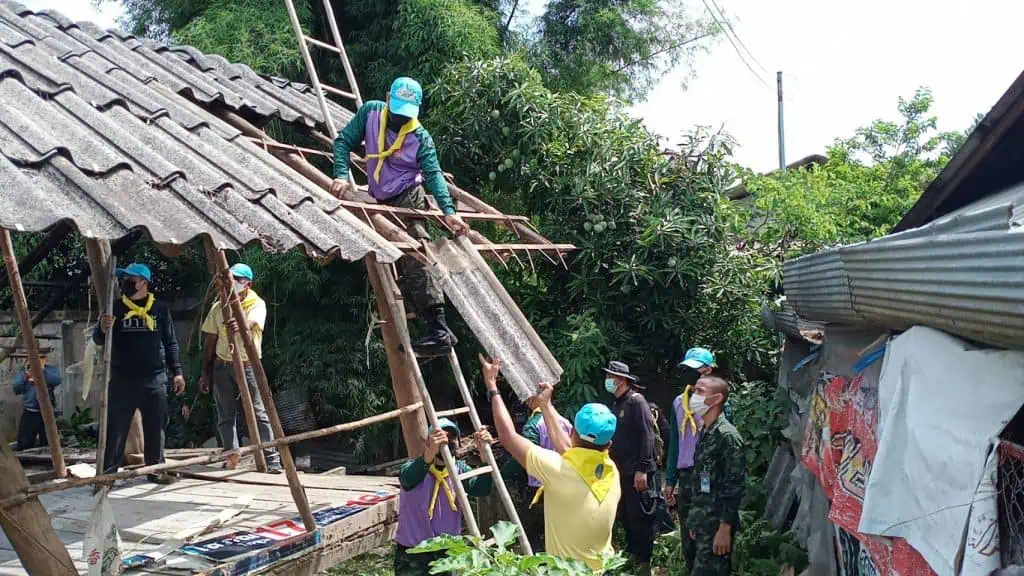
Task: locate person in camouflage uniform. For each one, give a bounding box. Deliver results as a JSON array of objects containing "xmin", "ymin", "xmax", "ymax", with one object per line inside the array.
[{"xmin": 686, "ymin": 375, "xmax": 745, "ymax": 576}]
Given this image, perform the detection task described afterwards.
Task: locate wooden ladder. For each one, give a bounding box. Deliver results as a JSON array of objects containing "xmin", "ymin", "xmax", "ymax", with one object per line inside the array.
[{"xmin": 282, "ymin": 0, "xmax": 533, "ymax": 553}]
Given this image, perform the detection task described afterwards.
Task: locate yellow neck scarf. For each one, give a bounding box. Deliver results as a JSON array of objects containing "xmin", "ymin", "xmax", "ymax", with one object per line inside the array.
[
  {"xmin": 531, "ymin": 447, "xmax": 618, "ymax": 508},
  {"xmin": 427, "ymin": 464, "xmax": 458, "ymax": 519},
  {"xmin": 239, "ymin": 289, "xmax": 260, "ymax": 313},
  {"xmin": 366, "ymin": 106, "xmax": 420, "ymax": 183},
  {"xmin": 122, "ymin": 293, "xmax": 156, "ymax": 331},
  {"xmin": 680, "ymin": 385, "xmax": 698, "ymax": 435}
]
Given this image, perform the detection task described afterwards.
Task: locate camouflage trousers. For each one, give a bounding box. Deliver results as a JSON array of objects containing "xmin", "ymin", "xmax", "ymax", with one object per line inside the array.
[
  {"xmin": 394, "ymin": 543, "xmax": 449, "ymax": 576},
  {"xmin": 689, "ymin": 523, "xmax": 734, "ymax": 576},
  {"xmin": 381, "ymin": 185, "xmax": 445, "ymax": 315}
]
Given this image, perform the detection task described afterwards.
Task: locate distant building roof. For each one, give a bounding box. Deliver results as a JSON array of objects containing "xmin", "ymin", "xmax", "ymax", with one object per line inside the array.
[
  {"xmin": 0, "ymin": 0, "xmax": 400, "ymax": 262},
  {"xmin": 894, "ymin": 70, "xmax": 1024, "ymax": 231},
  {"xmin": 726, "ymin": 154, "xmax": 828, "ymax": 201}
]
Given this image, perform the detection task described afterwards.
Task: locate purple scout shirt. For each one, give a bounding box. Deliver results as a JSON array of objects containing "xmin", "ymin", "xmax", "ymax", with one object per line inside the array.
[{"xmin": 673, "ymin": 394, "xmax": 701, "ymax": 469}]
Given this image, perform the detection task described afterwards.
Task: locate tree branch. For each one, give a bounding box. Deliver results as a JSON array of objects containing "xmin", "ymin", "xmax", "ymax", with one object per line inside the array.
[
  {"xmin": 612, "ymin": 31, "xmax": 717, "ymax": 75},
  {"xmin": 502, "ymin": 0, "xmax": 521, "ymax": 38}
]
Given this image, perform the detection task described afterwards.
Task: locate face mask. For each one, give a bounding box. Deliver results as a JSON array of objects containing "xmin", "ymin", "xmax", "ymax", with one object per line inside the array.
[
  {"xmin": 604, "ymin": 378, "xmax": 617, "ymax": 394},
  {"xmin": 119, "ymin": 278, "xmax": 137, "ymax": 295},
  {"xmin": 232, "ymin": 280, "xmax": 246, "ymax": 294},
  {"xmin": 689, "ymin": 393, "xmax": 710, "ymax": 416},
  {"xmin": 680, "ymin": 367, "xmax": 701, "ymax": 387}
]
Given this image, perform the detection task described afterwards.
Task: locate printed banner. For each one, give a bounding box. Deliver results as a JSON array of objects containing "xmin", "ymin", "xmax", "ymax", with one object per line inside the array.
[
  {"xmin": 801, "ymin": 368, "xmax": 934, "ymax": 576},
  {"xmin": 183, "ymin": 493, "xmax": 396, "ymax": 562}
]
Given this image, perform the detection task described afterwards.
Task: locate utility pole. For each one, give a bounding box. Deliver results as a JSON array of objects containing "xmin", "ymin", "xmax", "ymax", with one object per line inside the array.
[{"xmin": 777, "ymin": 71, "xmax": 786, "ymax": 171}]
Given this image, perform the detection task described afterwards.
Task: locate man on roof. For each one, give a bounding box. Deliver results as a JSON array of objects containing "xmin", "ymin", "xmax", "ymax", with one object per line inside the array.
[
  {"xmin": 394, "ymin": 417, "xmax": 493, "ymax": 575},
  {"xmin": 483, "ymin": 355, "xmax": 621, "ymax": 570},
  {"xmin": 664, "ymin": 347, "xmax": 717, "ymax": 570},
  {"xmin": 94, "ymin": 263, "xmax": 186, "ymax": 483},
  {"xmin": 331, "ymin": 77, "xmax": 468, "ymax": 358}
]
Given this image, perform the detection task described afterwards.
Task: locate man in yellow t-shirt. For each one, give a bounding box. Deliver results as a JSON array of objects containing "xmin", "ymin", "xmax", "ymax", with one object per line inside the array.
[
  {"xmin": 481, "ymin": 355, "xmax": 621, "ymax": 570},
  {"xmin": 198, "ymin": 263, "xmax": 280, "ymax": 473}
]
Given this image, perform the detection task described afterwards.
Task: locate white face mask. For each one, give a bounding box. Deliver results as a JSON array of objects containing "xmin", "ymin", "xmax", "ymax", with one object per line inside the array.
[
  {"xmin": 232, "ymin": 280, "xmax": 247, "ymax": 294},
  {"xmin": 604, "ymin": 378, "xmax": 617, "ymax": 394},
  {"xmin": 689, "ymin": 393, "xmax": 711, "ymax": 416}
]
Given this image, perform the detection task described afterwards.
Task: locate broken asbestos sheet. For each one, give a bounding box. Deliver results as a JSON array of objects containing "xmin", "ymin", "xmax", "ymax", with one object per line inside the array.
[{"xmin": 429, "ymin": 237, "xmax": 563, "ymax": 400}]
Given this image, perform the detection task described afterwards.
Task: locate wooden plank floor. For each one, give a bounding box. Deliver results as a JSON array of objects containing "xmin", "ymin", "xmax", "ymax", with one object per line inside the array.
[{"xmin": 0, "ymin": 466, "xmax": 400, "ymax": 575}]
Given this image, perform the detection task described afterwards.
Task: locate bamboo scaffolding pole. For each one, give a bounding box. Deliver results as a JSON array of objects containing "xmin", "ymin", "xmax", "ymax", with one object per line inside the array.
[
  {"xmin": 204, "ymin": 240, "xmax": 268, "ymax": 472},
  {"xmin": 94, "ymin": 253, "xmax": 116, "ymax": 475},
  {"xmin": 0, "ymin": 229, "xmax": 65, "ymax": 477},
  {"xmin": 0, "ymin": 402, "xmax": 428, "ymax": 509},
  {"xmin": 210, "ymin": 249, "xmax": 316, "ymax": 531}
]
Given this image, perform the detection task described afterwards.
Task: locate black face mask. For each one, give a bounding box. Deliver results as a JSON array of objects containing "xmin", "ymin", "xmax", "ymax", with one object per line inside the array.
[
  {"xmin": 120, "ymin": 278, "xmax": 138, "ymax": 295},
  {"xmin": 387, "ymin": 111, "xmax": 413, "ymax": 132},
  {"xmin": 679, "ymin": 366, "xmax": 701, "ymax": 387}
]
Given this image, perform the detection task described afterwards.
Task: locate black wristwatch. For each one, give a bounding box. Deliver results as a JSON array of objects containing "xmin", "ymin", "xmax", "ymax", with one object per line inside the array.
[{"xmin": 487, "ymin": 389, "xmax": 501, "ymax": 402}]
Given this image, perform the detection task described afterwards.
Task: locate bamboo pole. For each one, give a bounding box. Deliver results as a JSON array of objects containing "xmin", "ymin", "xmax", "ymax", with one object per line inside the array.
[
  {"xmin": 209, "ymin": 249, "xmax": 316, "ymax": 531},
  {"xmin": 0, "ymin": 229, "xmax": 65, "ymax": 477},
  {"xmin": 94, "ymin": 253, "xmax": 116, "ymax": 475},
  {"xmin": 203, "ymin": 240, "xmax": 267, "ymax": 472},
  {"xmin": 1, "ymin": 402, "xmax": 427, "ymax": 509},
  {"xmin": 366, "ymin": 253, "xmax": 427, "ymax": 456},
  {"xmin": 0, "ymin": 442, "xmax": 76, "ymax": 574}
]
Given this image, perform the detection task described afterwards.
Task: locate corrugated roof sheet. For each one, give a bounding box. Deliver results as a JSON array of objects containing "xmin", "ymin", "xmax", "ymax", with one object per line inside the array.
[
  {"xmin": 431, "ymin": 237, "xmax": 563, "ymax": 400},
  {"xmin": 784, "ymin": 186, "xmax": 1024, "ymax": 350},
  {"xmin": 0, "ymin": 1, "xmax": 401, "ymax": 262}
]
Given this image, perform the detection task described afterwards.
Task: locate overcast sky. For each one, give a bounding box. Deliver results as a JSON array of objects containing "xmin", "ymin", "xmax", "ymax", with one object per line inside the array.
[{"xmin": 25, "ymin": 0, "xmax": 1024, "ymax": 172}]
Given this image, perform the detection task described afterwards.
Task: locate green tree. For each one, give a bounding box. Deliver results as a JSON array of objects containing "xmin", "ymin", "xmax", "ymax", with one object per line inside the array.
[
  {"xmin": 530, "ymin": 0, "xmax": 720, "ymax": 100},
  {"xmin": 735, "ymin": 88, "xmax": 977, "ymax": 266},
  {"xmin": 427, "ymin": 57, "xmax": 777, "ymax": 412}
]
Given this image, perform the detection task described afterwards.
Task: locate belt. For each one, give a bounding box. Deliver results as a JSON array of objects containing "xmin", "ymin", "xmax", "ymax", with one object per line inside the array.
[{"xmin": 215, "ymin": 358, "xmax": 251, "ymax": 367}]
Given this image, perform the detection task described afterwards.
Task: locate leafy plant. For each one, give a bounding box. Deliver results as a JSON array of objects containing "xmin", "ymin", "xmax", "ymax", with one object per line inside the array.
[
  {"xmin": 410, "ymin": 521, "xmax": 627, "ymax": 574},
  {"xmin": 57, "ymin": 407, "xmax": 98, "ymax": 449}
]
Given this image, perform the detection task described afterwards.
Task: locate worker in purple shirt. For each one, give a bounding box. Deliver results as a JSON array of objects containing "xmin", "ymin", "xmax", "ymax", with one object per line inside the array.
[
  {"xmin": 664, "ymin": 347, "xmax": 716, "ymax": 571},
  {"xmin": 394, "ymin": 418, "xmax": 492, "ymax": 575},
  {"xmin": 331, "ymin": 77, "xmax": 469, "ymax": 358}
]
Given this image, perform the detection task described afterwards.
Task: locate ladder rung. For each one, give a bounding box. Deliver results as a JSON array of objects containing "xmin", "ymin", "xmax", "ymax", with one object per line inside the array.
[
  {"xmin": 304, "ymin": 35, "xmax": 341, "ymax": 54},
  {"xmin": 323, "ymin": 84, "xmax": 358, "ymax": 101},
  {"xmin": 436, "ymin": 407, "xmax": 471, "ymax": 418},
  {"xmin": 457, "ymin": 466, "xmax": 492, "ymax": 482}
]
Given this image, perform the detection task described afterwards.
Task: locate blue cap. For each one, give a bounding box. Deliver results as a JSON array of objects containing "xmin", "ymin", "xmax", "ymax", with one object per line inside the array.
[
  {"xmin": 429, "ymin": 417, "xmax": 460, "ymax": 437},
  {"xmin": 229, "ymin": 263, "xmax": 254, "ymax": 281},
  {"xmin": 388, "ymin": 77, "xmax": 423, "ymax": 119},
  {"xmin": 574, "ymin": 403, "xmax": 616, "ymax": 446},
  {"xmin": 115, "ymin": 263, "xmax": 152, "ymax": 282},
  {"xmin": 679, "ymin": 347, "xmax": 716, "ymax": 369}
]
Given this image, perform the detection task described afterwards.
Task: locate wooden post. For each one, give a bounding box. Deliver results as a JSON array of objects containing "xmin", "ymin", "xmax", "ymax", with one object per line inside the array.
[
  {"xmin": 0, "ymin": 229, "xmax": 65, "ymax": 477},
  {"xmin": 203, "ymin": 240, "xmax": 267, "ymax": 472},
  {"xmin": 365, "ymin": 254, "xmax": 427, "ymax": 457},
  {"xmin": 0, "ymin": 442, "xmax": 76, "ymax": 574},
  {"xmin": 94, "ymin": 254, "xmax": 116, "ymax": 474},
  {"xmin": 209, "ymin": 248, "xmax": 316, "ymax": 531}
]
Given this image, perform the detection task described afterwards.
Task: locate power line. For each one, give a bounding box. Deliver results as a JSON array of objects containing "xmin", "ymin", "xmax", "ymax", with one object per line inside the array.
[
  {"xmin": 701, "ymin": 0, "xmax": 771, "ymax": 91},
  {"xmin": 707, "ymin": 0, "xmax": 770, "ymax": 77}
]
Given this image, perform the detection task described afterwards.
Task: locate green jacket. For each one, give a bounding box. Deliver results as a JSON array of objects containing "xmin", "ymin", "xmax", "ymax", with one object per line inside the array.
[{"xmin": 332, "ymin": 101, "xmax": 455, "ymax": 215}]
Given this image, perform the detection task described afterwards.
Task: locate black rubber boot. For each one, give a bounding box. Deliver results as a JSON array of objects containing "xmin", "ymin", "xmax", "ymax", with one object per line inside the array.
[{"xmin": 414, "ymin": 306, "xmax": 457, "ymax": 358}]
